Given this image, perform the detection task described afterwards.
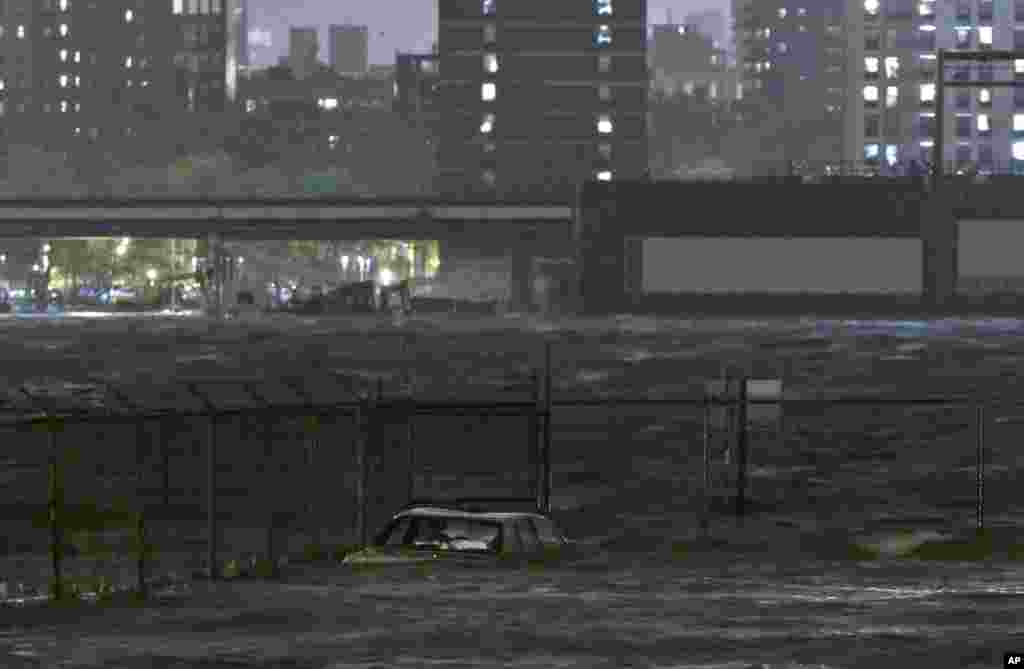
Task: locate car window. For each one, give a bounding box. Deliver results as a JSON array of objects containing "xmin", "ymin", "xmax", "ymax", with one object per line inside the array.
[
  {"xmin": 407, "ymin": 516, "xmax": 501, "ymax": 551},
  {"xmin": 531, "ymin": 517, "xmax": 564, "ymax": 545},
  {"xmin": 502, "ymin": 522, "xmax": 523, "ymax": 553},
  {"xmin": 516, "ymin": 519, "xmax": 541, "ymax": 552},
  {"xmin": 409, "ymin": 517, "xmax": 447, "ymax": 547},
  {"xmin": 374, "ymin": 517, "xmax": 412, "ymax": 547}
]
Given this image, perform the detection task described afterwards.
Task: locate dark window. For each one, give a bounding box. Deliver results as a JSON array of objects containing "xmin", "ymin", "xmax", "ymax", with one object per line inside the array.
[
  {"xmin": 1016, "ymin": 0, "xmax": 1024, "ymax": 22},
  {"xmin": 1016, "ymin": 30, "xmax": 1024, "ymax": 50},
  {"xmin": 865, "ymin": 33, "xmax": 881, "ymax": 51},
  {"xmin": 956, "ymin": 115, "xmax": 972, "ymax": 139},
  {"xmin": 1013, "ymin": 87, "xmax": 1024, "ymax": 107},
  {"xmin": 865, "ymin": 115, "xmax": 880, "ymax": 137},
  {"xmin": 979, "ymin": 1, "xmax": 994, "ymax": 22},
  {"xmin": 515, "ymin": 519, "xmax": 541, "ymax": 552},
  {"xmin": 955, "ymin": 0, "xmax": 970, "ymax": 22},
  {"xmin": 956, "ymin": 90, "xmax": 970, "ymax": 110},
  {"xmin": 956, "ymin": 144, "xmax": 972, "ymax": 167},
  {"xmin": 531, "ymin": 517, "xmax": 564, "ymax": 545},
  {"xmin": 978, "ymin": 64, "xmax": 994, "ymax": 82},
  {"xmin": 979, "ymin": 144, "xmax": 994, "ymax": 166}
]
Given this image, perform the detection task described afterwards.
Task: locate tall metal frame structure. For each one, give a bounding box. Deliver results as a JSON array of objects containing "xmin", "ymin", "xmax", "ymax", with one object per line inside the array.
[{"xmin": 935, "ymin": 49, "xmax": 1024, "ymax": 185}]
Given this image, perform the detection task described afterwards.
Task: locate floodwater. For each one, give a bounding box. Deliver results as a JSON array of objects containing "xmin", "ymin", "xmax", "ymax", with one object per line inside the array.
[
  {"xmin": 1, "ymin": 560, "xmax": 1022, "ymax": 668},
  {"xmin": 1, "ymin": 313, "xmax": 1024, "ymax": 667}
]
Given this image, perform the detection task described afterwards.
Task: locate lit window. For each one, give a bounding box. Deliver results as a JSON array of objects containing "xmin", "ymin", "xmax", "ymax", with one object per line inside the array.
[
  {"xmin": 318, "ymin": 97, "xmax": 338, "ymax": 110},
  {"xmin": 886, "ymin": 86, "xmax": 899, "ymax": 108},
  {"xmin": 74, "ymin": 51, "xmax": 81, "ymax": 63},
  {"xmin": 777, "ymin": 42, "xmax": 788, "ymax": 54},
  {"xmin": 59, "ymin": 100, "xmax": 68, "ymax": 113},
  {"xmin": 595, "ymin": 0, "xmax": 612, "ymax": 16},
  {"xmin": 73, "ymin": 102, "xmax": 80, "ymax": 112},
  {"xmin": 125, "ymin": 56, "xmax": 133, "ymax": 68},
  {"xmin": 778, "ymin": 8, "xmax": 787, "ymax": 19},
  {"xmin": 598, "ymin": 84, "xmax": 611, "ymax": 101},
  {"xmin": 920, "ymin": 83, "xmax": 935, "ymax": 103},
  {"xmin": 918, "ymin": 1, "xmax": 934, "ymax": 16},
  {"xmin": 480, "ymin": 112, "xmax": 495, "ymax": 134},
  {"xmin": 865, "ymin": 143, "xmax": 880, "ymax": 159},
  {"xmin": 884, "ymin": 56, "xmax": 900, "ymax": 79},
  {"xmin": 481, "ymin": 82, "xmax": 496, "ymax": 101},
  {"xmin": 798, "ymin": 7, "xmax": 807, "ymax": 15},
  {"xmin": 598, "ymin": 54, "xmax": 612, "ymax": 73},
  {"xmin": 919, "ymin": 24, "xmax": 936, "ymax": 31},
  {"xmin": 482, "ymin": 0, "xmax": 495, "ymax": 15},
  {"xmin": 863, "ymin": 85, "xmax": 879, "ymax": 102},
  {"xmin": 978, "ymin": 114, "xmax": 990, "ymax": 132},
  {"xmin": 140, "ymin": 80, "xmax": 148, "ymax": 87},
  {"xmin": 73, "ymin": 127, "xmax": 81, "ymax": 135},
  {"xmin": 1017, "ymin": 59, "xmax": 1024, "ymax": 74},
  {"xmin": 483, "ymin": 142, "xmax": 496, "ymax": 153},
  {"xmin": 58, "ymin": 74, "xmax": 68, "ymax": 87},
  {"xmin": 596, "ymin": 170, "xmax": 613, "ymax": 182},
  {"xmin": 244, "ymin": 99, "xmax": 256, "ymax": 112},
  {"xmin": 1014, "ymin": 114, "xmax": 1024, "ymax": 131},
  {"xmin": 483, "ymin": 53, "xmax": 498, "ymax": 74},
  {"xmin": 1014, "ymin": 142, "xmax": 1024, "ymax": 161},
  {"xmin": 73, "ymin": 75, "xmax": 79, "ymax": 86},
  {"xmin": 597, "ymin": 114, "xmax": 613, "ymax": 134},
  {"xmin": 16, "ymin": 25, "xmax": 24, "ymax": 39},
  {"xmin": 0, "ymin": 102, "xmax": 4, "ymax": 117},
  {"xmin": 885, "ymin": 145, "xmax": 898, "ymax": 166},
  {"xmin": 864, "ymin": 56, "xmax": 879, "ymax": 73},
  {"xmin": 125, "ymin": 9, "xmax": 134, "ymax": 22},
  {"xmin": 173, "ymin": 0, "xmax": 183, "ymax": 14},
  {"xmin": 58, "ymin": 0, "xmax": 69, "ymax": 10},
  {"xmin": 979, "ymin": 88, "xmax": 991, "ymax": 104},
  {"xmin": 328, "ymin": 135, "xmax": 340, "ymax": 149},
  {"xmin": 482, "ymin": 169, "xmax": 496, "ymax": 186},
  {"xmin": 59, "ymin": 49, "xmax": 68, "ymax": 62},
  {"xmin": 483, "ymin": 23, "xmax": 496, "ymax": 44},
  {"xmin": 979, "ymin": 26, "xmax": 993, "ymax": 45},
  {"xmin": 595, "ymin": 25, "xmax": 612, "ymax": 46},
  {"xmin": 58, "ymin": 24, "xmax": 68, "ymax": 37},
  {"xmin": 864, "ymin": 0, "xmax": 880, "ymax": 15}
]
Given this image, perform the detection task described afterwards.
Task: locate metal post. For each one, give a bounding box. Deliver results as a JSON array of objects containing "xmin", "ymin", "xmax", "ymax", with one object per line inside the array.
[
  {"xmin": 934, "ymin": 49, "xmax": 945, "ymax": 189},
  {"xmin": 47, "ymin": 418, "xmax": 62, "ymax": 601},
  {"xmin": 977, "ymin": 403, "xmax": 985, "ymax": 532},
  {"xmin": 160, "ymin": 418, "xmax": 170, "ymax": 508},
  {"xmin": 543, "ymin": 340, "xmax": 553, "ymax": 514},
  {"xmin": 735, "ymin": 376, "xmax": 748, "ymax": 523},
  {"xmin": 529, "ymin": 372, "xmax": 541, "ymax": 512},
  {"xmin": 405, "ymin": 335, "xmax": 417, "ymax": 503},
  {"xmin": 702, "ymin": 392, "xmax": 711, "ymax": 540},
  {"xmin": 136, "ymin": 510, "xmax": 147, "ymax": 599},
  {"xmin": 207, "ymin": 411, "xmax": 218, "ymax": 580},
  {"xmin": 355, "ymin": 395, "xmax": 369, "ymax": 548},
  {"xmin": 263, "ymin": 411, "xmax": 276, "ymax": 577}
]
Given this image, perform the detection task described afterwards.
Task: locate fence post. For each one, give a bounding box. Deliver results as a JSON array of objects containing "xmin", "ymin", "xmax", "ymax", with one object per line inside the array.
[
  {"xmin": 355, "ymin": 394, "xmax": 369, "ymax": 548},
  {"xmin": 977, "ymin": 403, "xmax": 985, "ymax": 532},
  {"xmin": 160, "ymin": 417, "xmax": 170, "ymax": 508},
  {"xmin": 702, "ymin": 391, "xmax": 711, "ymax": 540},
  {"xmin": 136, "ymin": 510, "xmax": 147, "ymax": 599},
  {"xmin": 304, "ymin": 413, "xmax": 319, "ymax": 549},
  {"xmin": 47, "ymin": 416, "xmax": 63, "ymax": 602},
  {"xmin": 530, "ymin": 372, "xmax": 541, "ymax": 513},
  {"xmin": 735, "ymin": 376, "xmax": 748, "ymax": 523},
  {"xmin": 543, "ymin": 341, "xmax": 553, "ymax": 514},
  {"xmin": 207, "ymin": 411, "xmax": 218, "ymax": 581},
  {"xmin": 262, "ymin": 411, "xmax": 277, "ymax": 578}
]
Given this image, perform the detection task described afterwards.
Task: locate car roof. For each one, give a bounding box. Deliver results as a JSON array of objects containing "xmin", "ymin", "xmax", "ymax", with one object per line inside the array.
[{"xmin": 396, "ymin": 507, "xmax": 547, "ymax": 522}]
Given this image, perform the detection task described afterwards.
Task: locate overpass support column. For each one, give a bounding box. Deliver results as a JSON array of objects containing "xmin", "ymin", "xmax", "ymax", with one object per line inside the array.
[
  {"xmin": 921, "ymin": 193, "xmax": 957, "ymax": 310},
  {"xmin": 207, "ymin": 232, "xmax": 224, "ymax": 319}
]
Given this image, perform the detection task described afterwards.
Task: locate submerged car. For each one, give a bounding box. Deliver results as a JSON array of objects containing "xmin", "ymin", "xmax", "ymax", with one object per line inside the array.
[{"xmin": 343, "ymin": 498, "xmax": 575, "ymax": 567}]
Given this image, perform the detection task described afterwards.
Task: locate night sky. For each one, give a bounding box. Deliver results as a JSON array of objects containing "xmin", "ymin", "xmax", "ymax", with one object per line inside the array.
[{"xmin": 245, "ymin": 0, "xmax": 730, "ymax": 68}]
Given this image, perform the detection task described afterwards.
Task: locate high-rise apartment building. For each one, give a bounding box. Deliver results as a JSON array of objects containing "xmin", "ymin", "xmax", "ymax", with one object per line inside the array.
[
  {"xmin": 846, "ymin": 0, "xmax": 1021, "ymax": 173},
  {"xmin": 437, "ymin": 0, "xmax": 647, "ymax": 200},
  {"xmin": 233, "ymin": 0, "xmax": 248, "ymax": 70},
  {"xmin": 684, "ymin": 8, "xmax": 728, "ymax": 49},
  {"xmin": 0, "ymin": 0, "xmax": 229, "ymax": 159},
  {"xmin": 329, "ymin": 24, "xmax": 369, "ymax": 76},
  {"xmin": 172, "ymin": 0, "xmax": 232, "ymax": 112},
  {"xmin": 288, "ymin": 27, "xmax": 319, "ymax": 80},
  {"xmin": 732, "ymin": 0, "xmax": 848, "ymax": 169},
  {"xmin": 651, "ymin": 23, "xmax": 738, "ymax": 101}
]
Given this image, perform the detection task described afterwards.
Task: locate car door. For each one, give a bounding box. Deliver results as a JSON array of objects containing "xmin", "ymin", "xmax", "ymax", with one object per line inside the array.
[{"xmin": 515, "ymin": 518, "xmax": 543, "ymax": 556}]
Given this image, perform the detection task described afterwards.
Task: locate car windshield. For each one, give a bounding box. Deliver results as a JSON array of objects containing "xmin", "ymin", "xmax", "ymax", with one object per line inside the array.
[{"xmin": 395, "ymin": 516, "xmax": 502, "ymax": 552}]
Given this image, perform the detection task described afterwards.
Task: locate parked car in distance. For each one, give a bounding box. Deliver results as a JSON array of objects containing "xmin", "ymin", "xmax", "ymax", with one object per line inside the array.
[{"xmin": 342, "ymin": 498, "xmax": 576, "ymax": 567}]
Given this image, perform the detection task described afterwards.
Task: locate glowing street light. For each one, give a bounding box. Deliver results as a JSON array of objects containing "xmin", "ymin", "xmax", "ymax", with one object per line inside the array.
[
  {"xmin": 32, "ymin": 263, "xmax": 40, "ymax": 272},
  {"xmin": 42, "ymin": 243, "xmax": 51, "ymax": 253},
  {"xmin": 378, "ymin": 268, "xmax": 396, "ymax": 286},
  {"xmin": 146, "ymin": 268, "xmax": 158, "ymax": 281}
]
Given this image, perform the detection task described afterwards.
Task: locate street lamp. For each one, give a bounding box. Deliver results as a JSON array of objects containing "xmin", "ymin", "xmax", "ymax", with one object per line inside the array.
[{"xmin": 146, "ymin": 268, "xmax": 158, "ymax": 282}]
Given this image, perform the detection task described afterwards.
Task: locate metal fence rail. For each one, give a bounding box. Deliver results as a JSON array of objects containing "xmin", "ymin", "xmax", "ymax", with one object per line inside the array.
[{"xmin": 0, "ymin": 364, "xmax": 1008, "ymax": 600}]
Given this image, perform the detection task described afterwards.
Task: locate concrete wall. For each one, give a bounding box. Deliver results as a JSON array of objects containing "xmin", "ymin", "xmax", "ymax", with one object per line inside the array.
[{"xmin": 957, "ymin": 219, "xmax": 1024, "ymax": 296}]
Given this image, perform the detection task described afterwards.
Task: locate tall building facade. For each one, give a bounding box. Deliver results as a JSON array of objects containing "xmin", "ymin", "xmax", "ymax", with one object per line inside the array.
[
  {"xmin": 233, "ymin": 0, "xmax": 247, "ymax": 70},
  {"xmin": 684, "ymin": 8, "xmax": 728, "ymax": 49},
  {"xmin": 845, "ymin": 0, "xmax": 1021, "ymax": 173},
  {"xmin": 732, "ymin": 0, "xmax": 849, "ymax": 169},
  {"xmin": 437, "ymin": 0, "xmax": 647, "ymax": 200},
  {"xmin": 329, "ymin": 24, "xmax": 369, "ymax": 76},
  {"xmin": 0, "ymin": 0, "xmax": 231, "ymax": 160},
  {"xmin": 288, "ymin": 26, "xmax": 319, "ymax": 80},
  {"xmin": 651, "ymin": 23, "xmax": 738, "ymax": 101}
]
